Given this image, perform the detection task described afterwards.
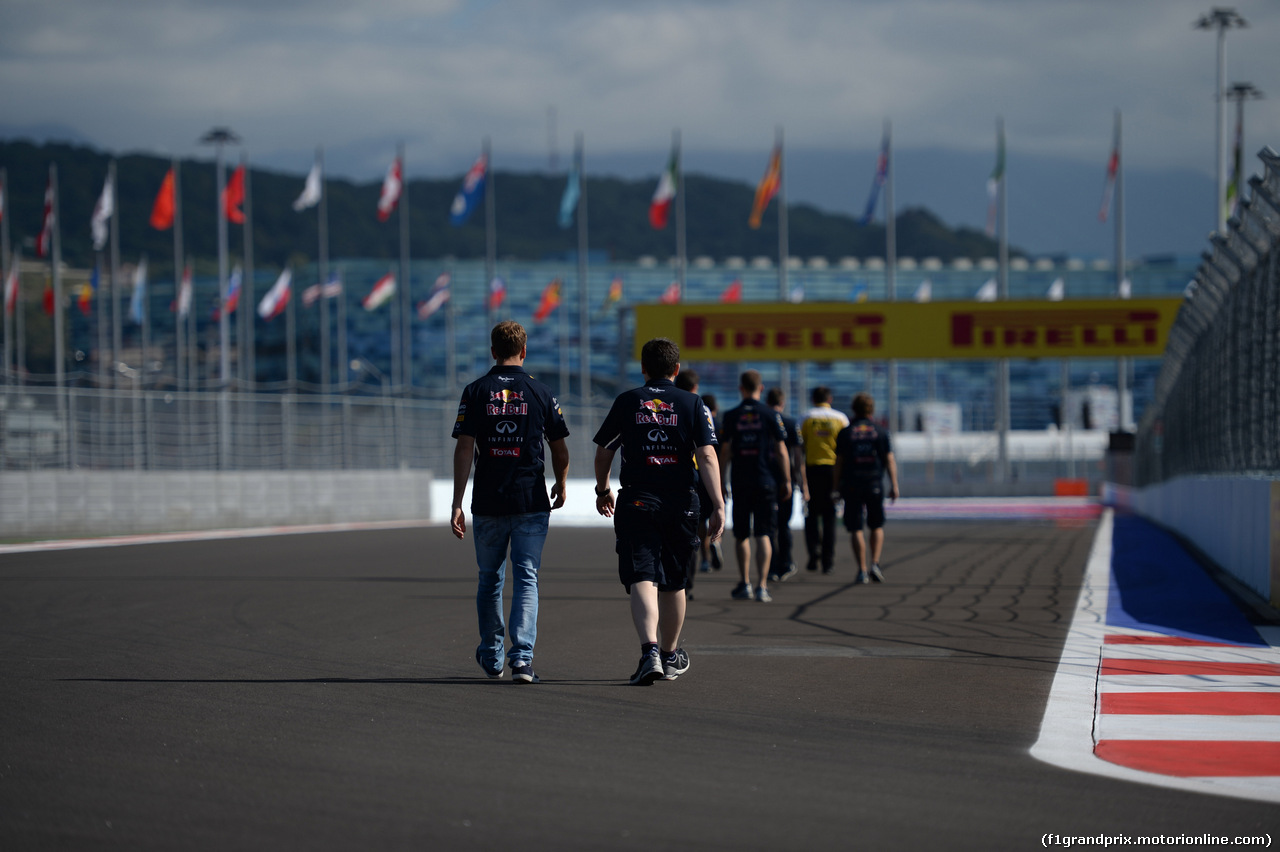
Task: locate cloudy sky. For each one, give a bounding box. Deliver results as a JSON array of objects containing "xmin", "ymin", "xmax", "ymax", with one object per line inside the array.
[{"xmin": 3, "ymin": 0, "xmax": 1277, "ymax": 253}]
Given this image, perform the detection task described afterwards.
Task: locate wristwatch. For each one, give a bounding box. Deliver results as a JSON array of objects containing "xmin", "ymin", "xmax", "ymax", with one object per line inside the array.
[{"xmin": 595, "ymin": 484, "xmax": 612, "ymax": 497}]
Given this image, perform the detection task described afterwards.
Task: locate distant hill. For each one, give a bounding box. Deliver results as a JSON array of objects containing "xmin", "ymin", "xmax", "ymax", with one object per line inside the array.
[{"xmin": 0, "ymin": 140, "xmax": 1010, "ymax": 276}]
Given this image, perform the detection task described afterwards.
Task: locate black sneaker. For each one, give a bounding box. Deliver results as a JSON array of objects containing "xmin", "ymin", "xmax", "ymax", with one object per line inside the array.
[
  {"xmin": 630, "ymin": 649, "xmax": 664, "ymax": 686},
  {"xmin": 661, "ymin": 648, "xmax": 690, "ymax": 680},
  {"xmin": 869, "ymin": 562, "xmax": 884, "ymax": 582},
  {"xmin": 730, "ymin": 582, "xmax": 754, "ymax": 600},
  {"xmin": 805, "ymin": 558, "xmax": 819, "ymax": 572},
  {"xmin": 510, "ymin": 663, "xmax": 539, "ymax": 683},
  {"xmin": 476, "ymin": 648, "xmax": 503, "ymax": 679}
]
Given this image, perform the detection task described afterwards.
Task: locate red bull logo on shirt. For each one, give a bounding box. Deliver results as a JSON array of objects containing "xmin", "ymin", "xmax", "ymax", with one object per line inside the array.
[
  {"xmin": 487, "ymin": 389, "xmax": 527, "ymax": 416},
  {"xmin": 636, "ymin": 398, "xmax": 678, "ymax": 426}
]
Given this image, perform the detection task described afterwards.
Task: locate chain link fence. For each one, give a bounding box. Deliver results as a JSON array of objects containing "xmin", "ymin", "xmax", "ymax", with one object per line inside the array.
[{"xmin": 1135, "ymin": 147, "xmax": 1280, "ymax": 486}]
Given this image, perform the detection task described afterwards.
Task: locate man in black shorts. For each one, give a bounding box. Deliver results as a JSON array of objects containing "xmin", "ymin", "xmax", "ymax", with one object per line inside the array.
[
  {"xmin": 832, "ymin": 392, "xmax": 900, "ymax": 584},
  {"xmin": 718, "ymin": 370, "xmax": 791, "ymax": 603},
  {"xmin": 766, "ymin": 387, "xmax": 804, "ymax": 584},
  {"xmin": 593, "ymin": 338, "xmax": 725, "ymax": 685}
]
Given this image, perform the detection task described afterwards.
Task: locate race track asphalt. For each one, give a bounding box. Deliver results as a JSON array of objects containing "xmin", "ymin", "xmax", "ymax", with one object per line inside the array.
[{"xmin": 1, "ymin": 521, "xmax": 1276, "ymax": 851}]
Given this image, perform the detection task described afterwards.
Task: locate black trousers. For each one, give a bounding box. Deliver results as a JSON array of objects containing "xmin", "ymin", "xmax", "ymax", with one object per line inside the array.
[
  {"xmin": 771, "ymin": 487, "xmax": 795, "ymax": 573},
  {"xmin": 804, "ymin": 465, "xmax": 838, "ymax": 570}
]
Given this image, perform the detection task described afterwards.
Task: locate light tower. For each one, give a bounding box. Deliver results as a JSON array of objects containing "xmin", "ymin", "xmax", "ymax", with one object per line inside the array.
[{"xmin": 1195, "ymin": 7, "xmax": 1248, "ymax": 233}]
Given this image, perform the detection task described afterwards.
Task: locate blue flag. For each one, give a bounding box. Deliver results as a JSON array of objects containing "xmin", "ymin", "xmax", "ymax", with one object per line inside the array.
[
  {"xmin": 449, "ymin": 154, "xmax": 487, "ymax": 226},
  {"xmin": 129, "ymin": 257, "xmax": 148, "ymax": 325},
  {"xmin": 559, "ymin": 150, "xmax": 581, "ymax": 229}
]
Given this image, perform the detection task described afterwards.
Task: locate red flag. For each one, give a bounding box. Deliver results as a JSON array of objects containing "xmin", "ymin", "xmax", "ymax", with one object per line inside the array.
[
  {"xmin": 42, "ymin": 285, "xmax": 54, "ymax": 316},
  {"xmin": 487, "ymin": 276, "xmax": 507, "ymax": 311},
  {"xmin": 533, "ymin": 278, "xmax": 562, "ymax": 324},
  {"xmin": 749, "ymin": 145, "xmax": 781, "ymax": 229},
  {"xmin": 1099, "ymin": 115, "xmax": 1120, "ymax": 223},
  {"xmin": 659, "ymin": 281, "xmax": 681, "ymax": 304},
  {"xmin": 377, "ymin": 157, "xmax": 402, "ymax": 222},
  {"xmin": 151, "ymin": 168, "xmax": 175, "ymax": 230},
  {"xmin": 224, "ymin": 165, "xmax": 245, "ymax": 224},
  {"xmin": 35, "ymin": 178, "xmax": 54, "ymax": 258},
  {"xmin": 719, "ymin": 279, "xmax": 742, "ymax": 303}
]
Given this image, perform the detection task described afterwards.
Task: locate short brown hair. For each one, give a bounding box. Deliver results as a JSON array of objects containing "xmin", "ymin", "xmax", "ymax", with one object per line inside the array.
[
  {"xmin": 812, "ymin": 386, "xmax": 833, "ymax": 405},
  {"xmin": 491, "ymin": 321, "xmax": 527, "ymax": 361},
  {"xmin": 852, "ymin": 392, "xmax": 875, "ymax": 418},
  {"xmin": 740, "ymin": 370, "xmax": 762, "ymax": 394},
  {"xmin": 765, "ymin": 387, "xmax": 785, "ymax": 407},
  {"xmin": 641, "ymin": 338, "xmax": 680, "ymax": 379}
]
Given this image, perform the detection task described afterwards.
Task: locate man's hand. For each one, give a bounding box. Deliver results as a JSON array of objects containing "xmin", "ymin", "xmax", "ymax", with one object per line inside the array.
[
  {"xmin": 889, "ymin": 484, "xmax": 900, "ymax": 503},
  {"xmin": 551, "ymin": 481, "xmax": 567, "ymax": 510},
  {"xmin": 706, "ymin": 506, "xmax": 726, "ymax": 543},
  {"xmin": 779, "ymin": 481, "xmax": 792, "ymax": 502},
  {"xmin": 450, "ymin": 507, "xmax": 467, "ymax": 540},
  {"xmin": 596, "ymin": 490, "xmax": 615, "ymax": 518}
]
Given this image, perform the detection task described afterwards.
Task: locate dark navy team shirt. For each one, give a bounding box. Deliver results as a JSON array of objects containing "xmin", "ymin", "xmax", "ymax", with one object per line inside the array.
[
  {"xmin": 835, "ymin": 417, "xmax": 892, "ymax": 487},
  {"xmin": 720, "ymin": 398, "xmax": 788, "ymax": 492},
  {"xmin": 452, "ymin": 365, "xmax": 570, "ymax": 516},
  {"xmin": 593, "ymin": 378, "xmax": 718, "ymax": 496}
]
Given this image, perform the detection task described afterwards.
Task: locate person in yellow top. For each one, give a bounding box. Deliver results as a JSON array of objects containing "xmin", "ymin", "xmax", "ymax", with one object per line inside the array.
[{"xmin": 799, "ymin": 387, "xmax": 849, "ymax": 574}]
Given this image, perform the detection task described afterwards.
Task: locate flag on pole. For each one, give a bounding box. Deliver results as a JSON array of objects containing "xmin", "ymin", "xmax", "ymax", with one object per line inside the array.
[
  {"xmin": 363, "ymin": 272, "xmax": 396, "ymax": 310},
  {"xmin": 224, "ymin": 165, "xmax": 246, "ymax": 224},
  {"xmin": 1225, "ymin": 114, "xmax": 1242, "ymax": 222},
  {"xmin": 533, "ymin": 278, "xmax": 562, "ymax": 323},
  {"xmin": 176, "ymin": 265, "xmax": 193, "ymax": 319},
  {"xmin": 257, "ymin": 268, "xmax": 292, "ymax": 320},
  {"xmin": 860, "ymin": 129, "xmax": 890, "ymax": 225},
  {"xmin": 3, "ymin": 258, "xmax": 17, "ymax": 316},
  {"xmin": 749, "ymin": 144, "xmax": 782, "ymax": 229},
  {"xmin": 321, "ymin": 271, "xmax": 343, "ymax": 299},
  {"xmin": 450, "ymin": 154, "xmax": 487, "ymax": 226},
  {"xmin": 975, "ymin": 278, "xmax": 997, "ymax": 301},
  {"xmin": 35, "ymin": 177, "xmax": 53, "ymax": 258},
  {"xmin": 789, "ymin": 283, "xmax": 804, "ymax": 303},
  {"xmin": 78, "ymin": 265, "xmax": 98, "ymax": 315},
  {"xmin": 658, "ymin": 280, "xmax": 681, "ymax": 304},
  {"xmin": 43, "ymin": 284, "xmax": 54, "ymax": 316},
  {"xmin": 129, "ymin": 257, "xmax": 148, "ymax": 324},
  {"xmin": 217, "ymin": 265, "xmax": 243, "ymax": 318},
  {"xmin": 487, "ymin": 276, "xmax": 507, "ymax": 311},
  {"xmin": 719, "ymin": 279, "xmax": 742, "ymax": 303},
  {"xmin": 293, "ymin": 159, "xmax": 322, "ymax": 211},
  {"xmin": 985, "ymin": 122, "xmax": 1005, "ymax": 237},
  {"xmin": 150, "ymin": 168, "xmax": 176, "ymax": 230},
  {"xmin": 914, "ymin": 280, "xmax": 932, "ymax": 303},
  {"xmin": 1046, "ymin": 278, "xmax": 1065, "ymax": 301},
  {"xmin": 649, "ymin": 144, "xmax": 678, "ymax": 229},
  {"xmin": 418, "ymin": 273, "xmax": 451, "ymax": 319},
  {"xmin": 377, "ymin": 157, "xmax": 402, "ymax": 222},
  {"xmin": 1099, "ymin": 117, "xmax": 1120, "ymax": 223},
  {"xmin": 559, "ymin": 152, "xmax": 581, "ymax": 229},
  {"xmin": 302, "ymin": 284, "xmax": 322, "ymax": 307},
  {"xmin": 850, "ymin": 281, "xmax": 869, "ymax": 303},
  {"xmin": 91, "ymin": 173, "xmax": 114, "ymax": 251},
  {"xmin": 1118, "ymin": 278, "xmax": 1131, "ymax": 299},
  {"xmin": 597, "ymin": 276, "xmax": 623, "ymax": 315}
]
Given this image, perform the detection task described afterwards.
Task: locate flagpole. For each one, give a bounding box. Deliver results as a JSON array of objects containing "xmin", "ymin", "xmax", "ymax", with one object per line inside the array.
[
  {"xmin": 50, "ymin": 164, "xmax": 67, "ymax": 445},
  {"xmin": 884, "ymin": 119, "xmax": 898, "ymax": 433},
  {"xmin": 241, "ymin": 152, "xmax": 255, "ymax": 387},
  {"xmin": 318, "ymin": 147, "xmax": 330, "ymax": 393},
  {"xmin": 480, "ymin": 134, "xmax": 495, "ymax": 392},
  {"xmin": 0, "ymin": 167, "xmax": 8, "ymax": 385},
  {"xmin": 1114, "ymin": 109, "xmax": 1128, "ymax": 430},
  {"xmin": 201, "ymin": 127, "xmax": 239, "ymax": 469},
  {"xmin": 775, "ymin": 125, "xmax": 790, "ymax": 405},
  {"xmin": 995, "ymin": 117, "xmax": 1010, "ymax": 483},
  {"xmin": 286, "ymin": 268, "xmax": 297, "ymax": 389},
  {"xmin": 336, "ymin": 265, "xmax": 347, "ymax": 390},
  {"xmin": 171, "ymin": 159, "xmax": 185, "ymax": 390},
  {"xmin": 398, "ymin": 141, "xmax": 411, "ymax": 391},
  {"xmin": 577, "ymin": 132, "xmax": 591, "ymax": 437},
  {"xmin": 674, "ymin": 129, "xmax": 686, "ymax": 295},
  {"xmin": 108, "ymin": 159, "xmax": 122, "ymax": 387},
  {"xmin": 561, "ymin": 135, "xmax": 580, "ymax": 406}
]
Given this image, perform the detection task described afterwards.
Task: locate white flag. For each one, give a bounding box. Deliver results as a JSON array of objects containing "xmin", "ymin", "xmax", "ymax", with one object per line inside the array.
[
  {"xmin": 975, "ymin": 279, "xmax": 997, "ymax": 301},
  {"xmin": 176, "ymin": 266, "xmax": 193, "ymax": 319},
  {"xmin": 91, "ymin": 175, "xmax": 113, "ymax": 251},
  {"xmin": 1046, "ymin": 278, "xmax": 1065, "ymax": 301},
  {"xmin": 363, "ymin": 272, "xmax": 396, "ymax": 310},
  {"xmin": 1118, "ymin": 278, "xmax": 1131, "ymax": 299},
  {"xmin": 913, "ymin": 280, "xmax": 932, "ymax": 303},
  {"xmin": 258, "ymin": 268, "xmax": 292, "ymax": 320},
  {"xmin": 293, "ymin": 160, "xmax": 322, "ymax": 211}
]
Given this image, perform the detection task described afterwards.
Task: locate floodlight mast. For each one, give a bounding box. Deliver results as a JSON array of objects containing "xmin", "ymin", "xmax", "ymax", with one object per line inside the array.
[{"xmin": 1195, "ymin": 8, "xmax": 1248, "ymax": 234}]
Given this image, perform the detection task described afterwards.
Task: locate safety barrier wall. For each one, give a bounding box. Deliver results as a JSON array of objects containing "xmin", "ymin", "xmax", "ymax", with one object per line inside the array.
[
  {"xmin": 0, "ymin": 469, "xmax": 432, "ymax": 539},
  {"xmin": 1132, "ymin": 147, "xmax": 1280, "ymax": 607}
]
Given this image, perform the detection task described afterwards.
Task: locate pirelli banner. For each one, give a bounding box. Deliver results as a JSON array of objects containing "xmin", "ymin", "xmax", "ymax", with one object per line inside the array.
[{"xmin": 632, "ymin": 298, "xmax": 1184, "ymax": 362}]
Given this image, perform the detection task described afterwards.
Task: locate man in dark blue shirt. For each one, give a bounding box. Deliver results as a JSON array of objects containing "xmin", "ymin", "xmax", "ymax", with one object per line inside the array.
[
  {"xmin": 719, "ymin": 370, "xmax": 791, "ymax": 603},
  {"xmin": 452, "ymin": 321, "xmax": 570, "ymax": 683},
  {"xmin": 593, "ymin": 338, "xmax": 724, "ymax": 685},
  {"xmin": 766, "ymin": 387, "xmax": 804, "ymax": 584},
  {"xmin": 833, "ymin": 392, "xmax": 900, "ymax": 584}
]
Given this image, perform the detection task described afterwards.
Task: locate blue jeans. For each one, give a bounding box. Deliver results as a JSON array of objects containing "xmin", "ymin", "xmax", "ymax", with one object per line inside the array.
[{"xmin": 473, "ymin": 512, "xmax": 549, "ymax": 668}]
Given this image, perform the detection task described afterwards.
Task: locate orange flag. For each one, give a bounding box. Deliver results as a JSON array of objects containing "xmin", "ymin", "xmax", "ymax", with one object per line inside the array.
[
  {"xmin": 533, "ymin": 278, "xmax": 562, "ymax": 324},
  {"xmin": 223, "ymin": 165, "xmax": 246, "ymax": 224},
  {"xmin": 150, "ymin": 168, "xmax": 175, "ymax": 230},
  {"xmin": 749, "ymin": 145, "xmax": 781, "ymax": 229}
]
